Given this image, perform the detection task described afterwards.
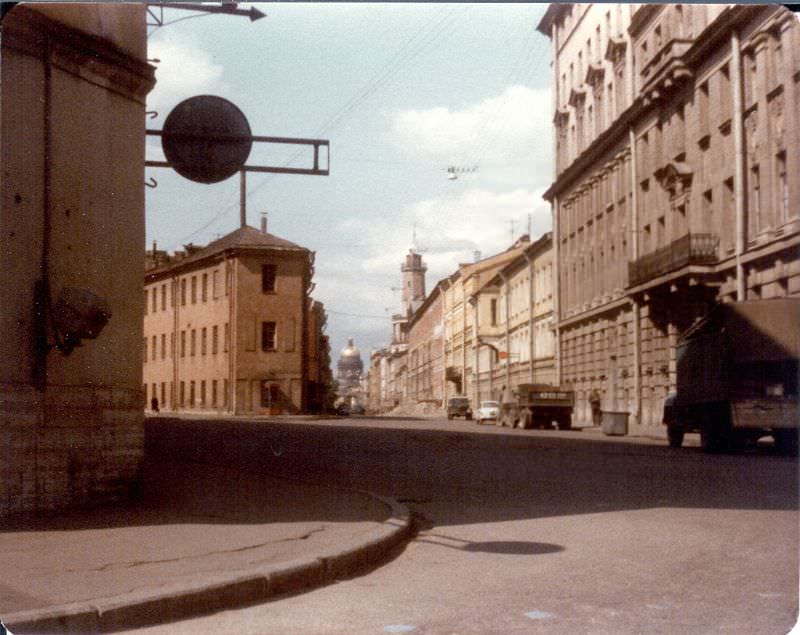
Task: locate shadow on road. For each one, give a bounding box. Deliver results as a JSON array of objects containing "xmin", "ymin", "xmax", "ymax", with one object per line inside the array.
[{"xmin": 142, "ymin": 417, "xmax": 799, "ymax": 530}]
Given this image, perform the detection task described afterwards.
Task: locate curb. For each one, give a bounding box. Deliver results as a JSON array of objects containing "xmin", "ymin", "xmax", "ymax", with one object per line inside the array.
[{"xmin": 4, "ymin": 494, "xmax": 412, "ymax": 634}]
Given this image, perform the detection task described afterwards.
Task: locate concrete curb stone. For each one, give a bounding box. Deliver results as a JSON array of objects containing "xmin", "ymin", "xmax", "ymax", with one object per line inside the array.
[{"xmin": 5, "ymin": 493, "xmax": 412, "ymax": 634}]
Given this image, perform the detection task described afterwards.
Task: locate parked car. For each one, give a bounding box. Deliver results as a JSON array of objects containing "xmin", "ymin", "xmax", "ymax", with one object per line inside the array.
[
  {"xmin": 446, "ymin": 396, "xmax": 472, "ymax": 420},
  {"xmin": 475, "ymin": 400, "xmax": 500, "ymax": 424}
]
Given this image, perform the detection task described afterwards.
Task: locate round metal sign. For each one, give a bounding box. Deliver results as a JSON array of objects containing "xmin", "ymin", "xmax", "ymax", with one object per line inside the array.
[{"xmin": 161, "ymin": 95, "xmax": 253, "ymax": 184}]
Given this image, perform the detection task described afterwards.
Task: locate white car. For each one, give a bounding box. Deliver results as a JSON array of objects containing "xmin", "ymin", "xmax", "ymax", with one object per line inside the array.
[{"xmin": 475, "ymin": 400, "xmax": 500, "ymax": 424}]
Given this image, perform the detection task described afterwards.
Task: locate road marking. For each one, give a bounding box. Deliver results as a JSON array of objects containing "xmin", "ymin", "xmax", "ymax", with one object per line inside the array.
[
  {"xmin": 525, "ymin": 610, "xmax": 554, "ymax": 620},
  {"xmin": 384, "ymin": 625, "xmax": 416, "ymax": 633}
]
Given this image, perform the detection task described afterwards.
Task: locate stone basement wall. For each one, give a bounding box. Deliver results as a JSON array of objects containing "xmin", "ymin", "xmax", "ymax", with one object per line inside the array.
[{"xmin": 1, "ymin": 384, "xmax": 143, "ymax": 516}]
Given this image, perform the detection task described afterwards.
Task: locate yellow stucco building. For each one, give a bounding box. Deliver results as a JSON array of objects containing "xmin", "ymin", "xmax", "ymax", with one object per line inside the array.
[{"xmin": 143, "ymin": 224, "xmax": 323, "ymax": 415}]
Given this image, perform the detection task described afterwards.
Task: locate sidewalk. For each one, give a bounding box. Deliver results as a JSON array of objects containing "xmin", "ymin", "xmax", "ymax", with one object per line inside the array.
[{"xmin": 1, "ymin": 458, "xmax": 411, "ymax": 634}]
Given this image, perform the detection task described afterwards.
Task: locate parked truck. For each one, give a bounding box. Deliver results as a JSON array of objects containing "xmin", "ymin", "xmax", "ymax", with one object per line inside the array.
[
  {"xmin": 664, "ymin": 298, "xmax": 799, "ymax": 453},
  {"xmin": 498, "ymin": 383, "xmax": 575, "ymax": 430}
]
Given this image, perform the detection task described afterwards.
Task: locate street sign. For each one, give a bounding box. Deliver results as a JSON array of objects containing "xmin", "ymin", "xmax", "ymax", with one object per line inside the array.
[{"xmin": 161, "ymin": 95, "xmax": 253, "ymax": 184}]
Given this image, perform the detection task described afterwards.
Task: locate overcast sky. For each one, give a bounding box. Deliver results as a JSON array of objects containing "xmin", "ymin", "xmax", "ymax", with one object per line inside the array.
[{"xmin": 145, "ymin": 2, "xmax": 553, "ymax": 365}]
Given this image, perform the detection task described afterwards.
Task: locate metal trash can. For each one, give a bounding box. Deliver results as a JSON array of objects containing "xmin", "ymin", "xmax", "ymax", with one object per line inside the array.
[{"xmin": 601, "ymin": 411, "xmax": 629, "ymax": 436}]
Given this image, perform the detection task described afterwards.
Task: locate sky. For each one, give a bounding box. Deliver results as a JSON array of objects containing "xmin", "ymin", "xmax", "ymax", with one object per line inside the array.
[{"xmin": 145, "ymin": 2, "xmax": 554, "ymax": 366}]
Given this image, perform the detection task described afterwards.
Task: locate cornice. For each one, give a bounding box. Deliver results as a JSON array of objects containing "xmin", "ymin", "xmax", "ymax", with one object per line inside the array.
[{"xmin": 2, "ymin": 5, "xmax": 155, "ymax": 104}]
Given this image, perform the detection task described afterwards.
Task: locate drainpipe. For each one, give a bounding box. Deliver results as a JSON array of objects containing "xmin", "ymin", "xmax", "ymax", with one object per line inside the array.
[
  {"xmin": 629, "ymin": 127, "xmax": 641, "ymax": 427},
  {"xmin": 523, "ymin": 249, "xmax": 535, "ymax": 384},
  {"xmin": 229, "ymin": 257, "xmax": 237, "ymax": 414},
  {"xmin": 172, "ymin": 274, "xmax": 179, "ymax": 410},
  {"xmin": 731, "ymin": 30, "xmax": 746, "ymax": 301},
  {"xmin": 441, "ymin": 280, "xmax": 450, "ymax": 405},
  {"xmin": 461, "ymin": 284, "xmax": 467, "ymax": 396},
  {"xmin": 470, "ymin": 295, "xmax": 480, "ymax": 406},
  {"xmin": 500, "ymin": 271, "xmax": 511, "ymax": 390},
  {"xmin": 553, "ymin": 197, "xmax": 561, "ymax": 386}
]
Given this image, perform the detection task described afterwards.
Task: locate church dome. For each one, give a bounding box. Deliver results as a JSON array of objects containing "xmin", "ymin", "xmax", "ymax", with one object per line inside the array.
[{"xmin": 340, "ymin": 338, "xmax": 361, "ymax": 359}]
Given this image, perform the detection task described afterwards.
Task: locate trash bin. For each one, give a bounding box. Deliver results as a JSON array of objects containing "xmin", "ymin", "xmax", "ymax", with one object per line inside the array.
[{"xmin": 601, "ymin": 411, "xmax": 628, "ymax": 436}]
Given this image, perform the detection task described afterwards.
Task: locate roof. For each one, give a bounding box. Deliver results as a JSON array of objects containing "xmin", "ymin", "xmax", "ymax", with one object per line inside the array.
[{"xmin": 146, "ymin": 225, "xmax": 308, "ymax": 277}]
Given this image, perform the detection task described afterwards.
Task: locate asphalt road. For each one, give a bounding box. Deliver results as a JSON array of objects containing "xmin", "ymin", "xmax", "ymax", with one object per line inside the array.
[{"xmin": 127, "ymin": 416, "xmax": 799, "ymax": 635}]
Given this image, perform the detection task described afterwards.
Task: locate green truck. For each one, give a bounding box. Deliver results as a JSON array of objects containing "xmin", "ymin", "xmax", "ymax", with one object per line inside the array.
[
  {"xmin": 664, "ymin": 298, "xmax": 799, "ymax": 453},
  {"xmin": 498, "ymin": 383, "xmax": 575, "ymax": 430}
]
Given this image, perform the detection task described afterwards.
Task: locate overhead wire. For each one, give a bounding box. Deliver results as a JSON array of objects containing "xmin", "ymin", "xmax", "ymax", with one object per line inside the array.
[{"xmin": 171, "ymin": 5, "xmax": 467, "ymax": 248}]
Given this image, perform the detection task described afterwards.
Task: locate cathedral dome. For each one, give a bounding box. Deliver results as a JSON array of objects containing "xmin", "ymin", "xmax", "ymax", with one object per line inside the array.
[{"xmin": 340, "ymin": 337, "xmax": 361, "ymax": 359}]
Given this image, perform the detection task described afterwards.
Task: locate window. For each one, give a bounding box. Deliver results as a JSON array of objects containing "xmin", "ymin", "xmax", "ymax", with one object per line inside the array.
[
  {"xmin": 180, "ymin": 330, "xmax": 186, "ymax": 358},
  {"xmin": 161, "ymin": 284, "xmax": 167, "ymax": 311},
  {"xmin": 190, "ymin": 329, "xmax": 196, "ymax": 356},
  {"xmin": 224, "ymin": 322, "xmax": 229, "ymax": 352},
  {"xmin": 490, "ymin": 298, "xmax": 497, "ymax": 326},
  {"xmin": 750, "ymin": 165, "xmax": 761, "ymax": 236},
  {"xmin": 201, "ymin": 327, "xmax": 207, "ymax": 355},
  {"xmin": 180, "ymin": 381, "xmax": 185, "ymax": 407},
  {"xmin": 191, "ymin": 276, "xmax": 197, "ymax": 304},
  {"xmin": 181, "ymin": 279, "xmax": 187, "ymax": 306},
  {"xmin": 212, "ymin": 380, "xmax": 218, "ymax": 407},
  {"xmin": 152, "ymin": 288, "xmax": 157, "ymax": 313},
  {"xmin": 213, "ymin": 270, "xmax": 220, "ymax": 299},
  {"xmin": 161, "ymin": 333, "xmax": 166, "ymax": 359},
  {"xmin": 200, "ymin": 380, "xmax": 206, "ymax": 406},
  {"xmin": 212, "ymin": 325, "xmax": 219, "ymax": 354},
  {"xmin": 777, "ymin": 151, "xmax": 788, "ymax": 225},
  {"xmin": 202, "ymin": 273, "xmax": 208, "ymax": 302},
  {"xmin": 144, "ymin": 290, "xmax": 148, "ymax": 315},
  {"xmin": 160, "ymin": 382, "xmax": 166, "ymax": 406},
  {"xmin": 143, "ymin": 337, "xmax": 147, "ymax": 362},
  {"xmin": 224, "ymin": 379, "xmax": 229, "ymax": 407},
  {"xmin": 261, "ymin": 321, "xmax": 277, "ymax": 351},
  {"xmin": 189, "ymin": 381, "xmax": 195, "ymax": 406},
  {"xmin": 262, "ymin": 264, "xmax": 277, "ymax": 293}
]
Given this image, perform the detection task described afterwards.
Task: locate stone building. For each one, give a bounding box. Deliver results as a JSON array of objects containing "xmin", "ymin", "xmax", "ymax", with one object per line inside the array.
[
  {"xmin": 473, "ymin": 233, "xmax": 556, "ymax": 404},
  {"xmin": 441, "ymin": 237, "xmax": 531, "ymax": 401},
  {"xmin": 143, "ymin": 223, "xmax": 321, "ymax": 415},
  {"xmin": 538, "ymin": 4, "xmax": 800, "ymax": 431},
  {"xmin": 1, "ymin": 5, "xmax": 155, "ymax": 515}
]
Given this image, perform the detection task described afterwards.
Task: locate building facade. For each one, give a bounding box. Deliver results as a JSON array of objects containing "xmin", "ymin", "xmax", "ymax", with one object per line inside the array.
[
  {"xmin": 441, "ymin": 237, "xmax": 531, "ymax": 401},
  {"xmin": 407, "ymin": 280, "xmax": 445, "ymax": 410},
  {"xmin": 538, "ymin": 4, "xmax": 800, "ymax": 431},
  {"xmin": 143, "ymin": 224, "xmax": 320, "ymax": 415},
  {"xmin": 473, "ymin": 233, "xmax": 556, "ymax": 404},
  {"xmin": 1, "ymin": 5, "xmax": 155, "ymax": 515}
]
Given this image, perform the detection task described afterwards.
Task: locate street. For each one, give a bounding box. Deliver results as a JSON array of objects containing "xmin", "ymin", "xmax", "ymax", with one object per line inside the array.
[{"xmin": 128, "ymin": 416, "xmax": 799, "ymax": 634}]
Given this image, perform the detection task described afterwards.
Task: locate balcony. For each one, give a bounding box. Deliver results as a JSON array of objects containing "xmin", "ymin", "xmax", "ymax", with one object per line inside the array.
[
  {"xmin": 628, "ymin": 233, "xmax": 719, "ymax": 287},
  {"xmin": 639, "ymin": 39, "xmax": 694, "ymax": 103}
]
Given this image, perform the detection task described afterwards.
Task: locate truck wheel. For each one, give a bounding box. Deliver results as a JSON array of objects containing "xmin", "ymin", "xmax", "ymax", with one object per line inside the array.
[
  {"xmin": 667, "ymin": 425, "xmax": 684, "ymax": 448},
  {"xmin": 774, "ymin": 430, "xmax": 799, "ymax": 456}
]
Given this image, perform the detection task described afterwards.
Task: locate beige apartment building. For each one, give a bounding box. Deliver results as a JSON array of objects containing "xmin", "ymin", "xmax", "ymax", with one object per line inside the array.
[
  {"xmin": 473, "ymin": 233, "xmax": 556, "ymax": 404},
  {"xmin": 143, "ymin": 224, "xmax": 320, "ymax": 415},
  {"xmin": 442, "ymin": 237, "xmax": 531, "ymax": 400},
  {"xmin": 538, "ymin": 4, "xmax": 800, "ymax": 431},
  {"xmin": 1, "ymin": 5, "xmax": 155, "ymax": 515}
]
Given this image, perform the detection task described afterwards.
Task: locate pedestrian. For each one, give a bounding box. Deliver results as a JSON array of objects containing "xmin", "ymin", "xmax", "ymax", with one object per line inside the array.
[
  {"xmin": 589, "ymin": 389, "xmax": 601, "ymax": 427},
  {"xmin": 150, "ymin": 396, "xmax": 159, "ymax": 413}
]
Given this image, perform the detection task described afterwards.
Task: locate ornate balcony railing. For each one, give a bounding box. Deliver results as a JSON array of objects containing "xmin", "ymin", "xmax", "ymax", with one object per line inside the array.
[{"xmin": 628, "ymin": 233, "xmax": 719, "ymax": 287}]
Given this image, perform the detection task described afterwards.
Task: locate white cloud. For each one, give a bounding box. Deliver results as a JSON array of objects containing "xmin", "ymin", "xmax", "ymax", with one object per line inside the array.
[
  {"xmin": 387, "ymin": 85, "xmax": 552, "ymax": 187},
  {"xmin": 147, "ymin": 35, "xmax": 229, "ymax": 115},
  {"xmin": 333, "ymin": 186, "xmax": 551, "ymax": 291}
]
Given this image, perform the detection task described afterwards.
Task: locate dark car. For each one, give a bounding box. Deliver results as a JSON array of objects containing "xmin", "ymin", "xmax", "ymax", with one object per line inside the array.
[{"xmin": 447, "ymin": 396, "xmax": 472, "ymax": 420}]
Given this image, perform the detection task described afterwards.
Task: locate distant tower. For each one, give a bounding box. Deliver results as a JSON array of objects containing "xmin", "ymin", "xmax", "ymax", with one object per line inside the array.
[{"xmin": 401, "ymin": 250, "xmax": 427, "ymax": 315}]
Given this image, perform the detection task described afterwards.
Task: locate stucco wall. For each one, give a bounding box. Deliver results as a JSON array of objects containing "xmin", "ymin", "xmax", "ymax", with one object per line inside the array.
[{"xmin": 1, "ymin": 5, "xmax": 154, "ymax": 515}]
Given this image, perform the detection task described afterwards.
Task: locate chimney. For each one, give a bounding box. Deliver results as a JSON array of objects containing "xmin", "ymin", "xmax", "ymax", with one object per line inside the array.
[
  {"xmin": 261, "ymin": 213, "xmax": 268, "ymax": 234},
  {"xmin": 473, "ymin": 250, "xmax": 481, "ymax": 263},
  {"xmin": 152, "ymin": 240, "xmax": 157, "ymax": 256}
]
